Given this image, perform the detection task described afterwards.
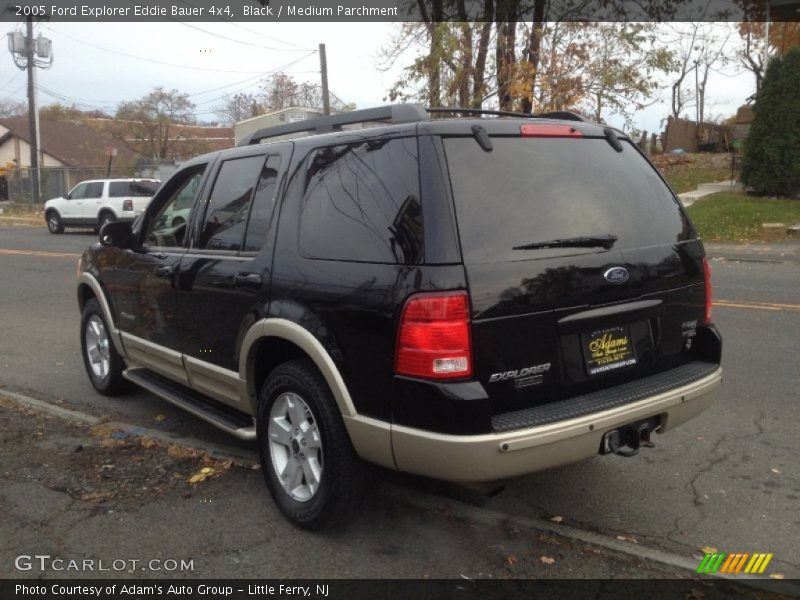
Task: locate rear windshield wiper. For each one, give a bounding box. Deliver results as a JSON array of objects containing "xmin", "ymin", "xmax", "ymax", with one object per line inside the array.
[{"xmin": 513, "ymin": 235, "xmax": 618, "ymax": 251}]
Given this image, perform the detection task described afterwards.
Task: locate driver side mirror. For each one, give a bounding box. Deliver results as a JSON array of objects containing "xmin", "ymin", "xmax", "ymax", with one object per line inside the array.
[
  {"xmin": 99, "ymin": 220, "xmax": 134, "ymax": 249},
  {"xmin": 65, "ymin": 193, "xmax": 72, "ymax": 200}
]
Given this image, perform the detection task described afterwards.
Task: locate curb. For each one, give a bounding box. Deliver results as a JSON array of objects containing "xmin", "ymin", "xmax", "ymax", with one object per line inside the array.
[
  {"xmin": 0, "ymin": 216, "xmax": 43, "ymax": 226},
  {"xmin": 0, "ymin": 388, "xmax": 258, "ymax": 466},
  {"xmin": 1, "ymin": 387, "xmax": 798, "ymax": 593}
]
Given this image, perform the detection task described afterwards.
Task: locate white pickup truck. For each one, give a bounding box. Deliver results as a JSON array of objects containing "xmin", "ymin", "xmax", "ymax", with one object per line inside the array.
[{"xmin": 44, "ymin": 178, "xmax": 160, "ymax": 234}]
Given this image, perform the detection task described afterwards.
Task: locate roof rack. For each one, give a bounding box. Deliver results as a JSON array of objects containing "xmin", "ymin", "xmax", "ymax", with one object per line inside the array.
[
  {"xmin": 238, "ymin": 104, "xmax": 428, "ymax": 147},
  {"xmin": 426, "ymin": 107, "xmax": 586, "ymax": 122}
]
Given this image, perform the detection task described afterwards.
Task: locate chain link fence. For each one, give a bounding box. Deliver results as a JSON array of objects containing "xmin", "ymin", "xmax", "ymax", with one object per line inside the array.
[{"xmin": 1, "ymin": 163, "xmax": 165, "ymax": 204}]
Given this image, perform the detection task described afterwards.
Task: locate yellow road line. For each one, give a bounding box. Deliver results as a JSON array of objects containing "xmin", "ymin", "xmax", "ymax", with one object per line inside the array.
[
  {"xmin": 715, "ymin": 299, "xmax": 800, "ymax": 313},
  {"xmin": 0, "ymin": 248, "xmax": 81, "ymax": 259}
]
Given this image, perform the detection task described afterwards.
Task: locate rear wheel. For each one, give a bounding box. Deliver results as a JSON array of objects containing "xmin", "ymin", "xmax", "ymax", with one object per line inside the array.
[
  {"xmin": 80, "ymin": 298, "xmax": 132, "ymax": 396},
  {"xmin": 46, "ymin": 211, "xmax": 64, "ymax": 234},
  {"xmin": 257, "ymin": 359, "xmax": 364, "ymax": 529},
  {"xmin": 99, "ymin": 211, "xmax": 115, "ymax": 229}
]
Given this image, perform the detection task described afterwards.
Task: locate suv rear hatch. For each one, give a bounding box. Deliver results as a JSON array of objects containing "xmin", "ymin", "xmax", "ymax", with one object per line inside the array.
[{"xmin": 441, "ymin": 122, "xmax": 711, "ymax": 417}]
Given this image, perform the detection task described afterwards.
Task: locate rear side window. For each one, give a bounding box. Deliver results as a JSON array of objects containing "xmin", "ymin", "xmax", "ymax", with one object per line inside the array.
[
  {"xmin": 199, "ymin": 155, "xmax": 264, "ymax": 251},
  {"xmin": 298, "ymin": 137, "xmax": 422, "ymax": 264},
  {"xmin": 444, "ymin": 137, "xmax": 692, "ymax": 264},
  {"xmin": 243, "ymin": 155, "xmax": 282, "ymax": 252},
  {"xmin": 109, "ymin": 181, "xmax": 158, "ymax": 197}
]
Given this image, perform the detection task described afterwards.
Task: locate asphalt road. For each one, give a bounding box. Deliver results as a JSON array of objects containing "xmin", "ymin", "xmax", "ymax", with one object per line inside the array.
[{"xmin": 1, "ymin": 226, "xmax": 798, "ymax": 579}]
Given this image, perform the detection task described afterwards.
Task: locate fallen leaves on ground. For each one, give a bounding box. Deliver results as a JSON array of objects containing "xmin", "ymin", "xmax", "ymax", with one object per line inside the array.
[
  {"xmin": 769, "ymin": 574, "xmax": 785, "ymax": 580},
  {"xmin": 550, "ymin": 515, "xmax": 563, "ymax": 523},
  {"xmin": 615, "ymin": 535, "xmax": 638, "ymax": 544},
  {"xmin": 505, "ymin": 555, "xmax": 518, "ymax": 566},
  {"xmin": 539, "ymin": 556, "xmax": 555, "ymax": 565},
  {"xmin": 771, "ymin": 468, "xmax": 781, "ymax": 474},
  {"xmin": 187, "ymin": 459, "xmax": 233, "ymax": 484},
  {"xmin": 700, "ymin": 545, "xmax": 718, "ymax": 554}
]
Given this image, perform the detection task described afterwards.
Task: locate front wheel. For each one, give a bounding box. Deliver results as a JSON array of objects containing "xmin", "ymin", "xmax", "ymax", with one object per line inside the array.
[
  {"xmin": 80, "ymin": 298, "xmax": 132, "ymax": 396},
  {"xmin": 257, "ymin": 359, "xmax": 364, "ymax": 529},
  {"xmin": 46, "ymin": 211, "xmax": 64, "ymax": 234}
]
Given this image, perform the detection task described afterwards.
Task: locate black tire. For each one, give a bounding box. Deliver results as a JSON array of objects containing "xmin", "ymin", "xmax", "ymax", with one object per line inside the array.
[
  {"xmin": 257, "ymin": 359, "xmax": 364, "ymax": 529},
  {"xmin": 46, "ymin": 211, "xmax": 64, "ymax": 234},
  {"xmin": 99, "ymin": 211, "xmax": 115, "ymax": 228},
  {"xmin": 80, "ymin": 298, "xmax": 132, "ymax": 396}
]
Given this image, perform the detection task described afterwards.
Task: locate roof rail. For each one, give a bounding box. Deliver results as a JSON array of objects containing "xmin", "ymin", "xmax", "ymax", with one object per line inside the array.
[
  {"xmin": 427, "ymin": 107, "xmax": 534, "ymax": 119},
  {"xmin": 426, "ymin": 107, "xmax": 587, "ymax": 123},
  {"xmin": 238, "ymin": 104, "xmax": 429, "ymax": 146},
  {"xmin": 536, "ymin": 111, "xmax": 586, "ymax": 122}
]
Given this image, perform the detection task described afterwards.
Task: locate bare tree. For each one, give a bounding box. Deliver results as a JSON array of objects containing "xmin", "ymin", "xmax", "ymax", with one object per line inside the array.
[
  {"xmin": 0, "ymin": 99, "xmax": 26, "ymax": 118},
  {"xmin": 214, "ymin": 93, "xmax": 262, "ymax": 126},
  {"xmin": 115, "ymin": 87, "xmax": 196, "ymax": 159}
]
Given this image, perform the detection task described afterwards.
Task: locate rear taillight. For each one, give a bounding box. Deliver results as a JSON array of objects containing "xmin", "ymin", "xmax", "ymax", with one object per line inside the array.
[
  {"xmin": 520, "ymin": 123, "xmax": 583, "ymax": 138},
  {"xmin": 395, "ymin": 292, "xmax": 472, "ymax": 380},
  {"xmin": 122, "ymin": 199, "xmax": 133, "ymax": 211},
  {"xmin": 703, "ymin": 257, "xmax": 713, "ymax": 324}
]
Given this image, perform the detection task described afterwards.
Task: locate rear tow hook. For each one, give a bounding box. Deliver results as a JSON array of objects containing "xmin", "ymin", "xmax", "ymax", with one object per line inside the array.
[{"xmin": 601, "ymin": 419, "xmax": 659, "ymax": 457}]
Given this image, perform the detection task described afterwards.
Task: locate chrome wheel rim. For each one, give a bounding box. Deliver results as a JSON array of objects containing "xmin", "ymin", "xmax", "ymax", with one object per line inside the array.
[
  {"xmin": 48, "ymin": 216, "xmax": 59, "ymax": 231},
  {"xmin": 268, "ymin": 392, "xmax": 323, "ymax": 502},
  {"xmin": 84, "ymin": 315, "xmax": 110, "ymax": 379}
]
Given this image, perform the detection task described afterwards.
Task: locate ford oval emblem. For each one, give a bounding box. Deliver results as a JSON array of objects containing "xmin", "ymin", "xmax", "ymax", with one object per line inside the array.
[{"xmin": 603, "ymin": 267, "xmax": 630, "ymax": 284}]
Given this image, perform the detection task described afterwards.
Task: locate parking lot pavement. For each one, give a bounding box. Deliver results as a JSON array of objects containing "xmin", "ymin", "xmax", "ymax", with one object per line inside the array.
[{"xmin": 1, "ymin": 227, "xmax": 798, "ymax": 580}]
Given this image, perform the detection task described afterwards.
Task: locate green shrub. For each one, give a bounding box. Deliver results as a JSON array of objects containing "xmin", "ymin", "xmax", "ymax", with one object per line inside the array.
[{"xmin": 741, "ymin": 48, "xmax": 800, "ymax": 197}]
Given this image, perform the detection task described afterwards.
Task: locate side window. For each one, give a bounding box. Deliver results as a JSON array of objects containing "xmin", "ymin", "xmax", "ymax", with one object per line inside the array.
[
  {"xmin": 145, "ymin": 167, "xmax": 206, "ymax": 248},
  {"xmin": 198, "ymin": 155, "xmax": 264, "ymax": 252},
  {"xmin": 69, "ymin": 183, "xmax": 88, "ymax": 199},
  {"xmin": 243, "ymin": 154, "xmax": 282, "ymax": 252},
  {"xmin": 298, "ymin": 137, "xmax": 422, "ymax": 264},
  {"xmin": 86, "ymin": 182, "xmax": 104, "ymax": 198}
]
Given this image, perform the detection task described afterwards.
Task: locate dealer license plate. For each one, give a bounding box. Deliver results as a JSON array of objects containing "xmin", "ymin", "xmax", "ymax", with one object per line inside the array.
[{"xmin": 582, "ymin": 326, "xmax": 637, "ymax": 375}]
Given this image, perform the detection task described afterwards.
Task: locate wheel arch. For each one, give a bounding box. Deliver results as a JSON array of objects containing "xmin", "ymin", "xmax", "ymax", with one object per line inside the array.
[
  {"xmin": 240, "ymin": 319, "xmax": 357, "ymax": 419},
  {"xmin": 77, "ymin": 272, "xmax": 126, "ymax": 356},
  {"xmin": 98, "ymin": 207, "xmax": 117, "ymax": 221},
  {"xmin": 240, "ymin": 318, "xmax": 395, "ymax": 471}
]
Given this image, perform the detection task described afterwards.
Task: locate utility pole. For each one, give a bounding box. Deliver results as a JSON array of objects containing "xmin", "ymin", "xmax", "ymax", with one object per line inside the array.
[
  {"xmin": 8, "ymin": 19, "xmax": 52, "ymax": 204},
  {"xmin": 25, "ymin": 17, "xmax": 40, "ymax": 203},
  {"xmin": 319, "ymin": 43, "xmax": 330, "ymax": 116},
  {"xmin": 694, "ymin": 59, "xmax": 700, "ymax": 151}
]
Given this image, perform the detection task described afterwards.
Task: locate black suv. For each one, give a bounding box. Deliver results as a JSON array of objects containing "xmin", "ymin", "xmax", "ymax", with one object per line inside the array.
[{"xmin": 77, "ymin": 104, "xmax": 722, "ymax": 528}]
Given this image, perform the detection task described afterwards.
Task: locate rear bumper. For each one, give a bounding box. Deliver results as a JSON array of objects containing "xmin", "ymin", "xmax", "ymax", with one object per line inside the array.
[{"xmin": 390, "ymin": 366, "xmax": 721, "ymax": 482}]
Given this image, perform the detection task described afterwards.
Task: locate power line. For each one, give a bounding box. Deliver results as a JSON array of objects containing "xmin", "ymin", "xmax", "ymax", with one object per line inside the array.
[
  {"xmin": 175, "ymin": 20, "xmax": 315, "ymax": 52},
  {"xmin": 193, "ymin": 52, "xmax": 318, "ymax": 106},
  {"xmin": 0, "ymin": 82, "xmax": 27, "ymax": 101},
  {"xmin": 44, "ymin": 26, "xmax": 291, "ymax": 74}
]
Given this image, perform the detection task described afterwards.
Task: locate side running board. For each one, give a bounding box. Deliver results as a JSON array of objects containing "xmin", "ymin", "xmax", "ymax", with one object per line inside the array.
[{"xmin": 123, "ymin": 367, "xmax": 256, "ymax": 441}]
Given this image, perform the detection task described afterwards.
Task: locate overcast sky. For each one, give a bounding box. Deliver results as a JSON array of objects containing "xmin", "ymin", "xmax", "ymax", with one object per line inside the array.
[{"xmin": 0, "ymin": 21, "xmax": 756, "ymax": 134}]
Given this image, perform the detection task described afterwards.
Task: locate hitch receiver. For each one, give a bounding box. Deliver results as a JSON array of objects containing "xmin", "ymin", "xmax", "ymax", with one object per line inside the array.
[{"xmin": 600, "ymin": 417, "xmax": 660, "ymax": 457}]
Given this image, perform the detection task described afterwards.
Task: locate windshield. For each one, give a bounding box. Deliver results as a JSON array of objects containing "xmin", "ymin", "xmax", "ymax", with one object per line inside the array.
[{"xmin": 444, "ymin": 137, "xmax": 692, "ymax": 264}]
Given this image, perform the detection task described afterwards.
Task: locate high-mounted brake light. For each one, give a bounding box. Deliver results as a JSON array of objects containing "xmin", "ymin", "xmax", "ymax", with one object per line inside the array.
[
  {"xmin": 520, "ymin": 124, "xmax": 583, "ymax": 138},
  {"xmin": 395, "ymin": 292, "xmax": 473, "ymax": 380},
  {"xmin": 703, "ymin": 257, "xmax": 713, "ymax": 324}
]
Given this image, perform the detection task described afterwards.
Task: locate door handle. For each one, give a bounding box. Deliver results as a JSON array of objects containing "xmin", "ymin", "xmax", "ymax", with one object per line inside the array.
[
  {"xmin": 154, "ymin": 265, "xmax": 174, "ymax": 278},
  {"xmin": 233, "ymin": 272, "xmax": 263, "ymax": 288}
]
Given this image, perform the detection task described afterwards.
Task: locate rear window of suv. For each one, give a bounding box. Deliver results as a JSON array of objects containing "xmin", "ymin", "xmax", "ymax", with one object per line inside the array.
[
  {"xmin": 444, "ymin": 137, "xmax": 692, "ymax": 264},
  {"xmin": 109, "ymin": 180, "xmax": 158, "ymax": 197}
]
